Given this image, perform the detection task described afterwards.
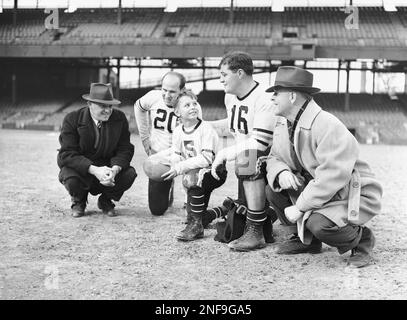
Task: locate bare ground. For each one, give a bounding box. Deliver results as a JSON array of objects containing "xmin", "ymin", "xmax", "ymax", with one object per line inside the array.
[{"xmin": 0, "ymin": 129, "xmax": 407, "ymax": 300}]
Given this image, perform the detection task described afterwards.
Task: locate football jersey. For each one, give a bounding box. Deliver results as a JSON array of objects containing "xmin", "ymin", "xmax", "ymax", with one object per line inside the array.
[
  {"xmin": 171, "ymin": 120, "xmax": 219, "ymax": 174},
  {"xmin": 225, "ymin": 81, "xmax": 276, "ymax": 152},
  {"xmin": 134, "ymin": 90, "xmax": 179, "ymax": 152}
]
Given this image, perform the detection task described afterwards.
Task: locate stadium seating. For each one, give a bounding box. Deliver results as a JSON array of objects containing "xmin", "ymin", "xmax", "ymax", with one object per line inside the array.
[
  {"xmin": 166, "ymin": 7, "xmax": 272, "ymax": 39},
  {"xmin": 282, "ymin": 7, "xmax": 401, "ymax": 46},
  {"xmin": 314, "ymin": 93, "xmax": 407, "ymax": 144},
  {"xmin": 1, "ymin": 7, "xmax": 405, "ymax": 46},
  {"xmin": 0, "ymin": 95, "xmax": 74, "ymax": 128},
  {"xmin": 197, "ymin": 90, "xmax": 227, "ymax": 121}
]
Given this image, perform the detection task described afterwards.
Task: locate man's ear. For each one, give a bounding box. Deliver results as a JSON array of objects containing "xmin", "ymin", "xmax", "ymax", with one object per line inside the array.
[{"xmin": 237, "ymin": 69, "xmax": 245, "ymax": 78}]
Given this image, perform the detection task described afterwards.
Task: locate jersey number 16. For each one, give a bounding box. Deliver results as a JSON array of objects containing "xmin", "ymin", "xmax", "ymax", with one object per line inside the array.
[{"xmin": 230, "ymin": 105, "xmax": 248, "ymax": 134}]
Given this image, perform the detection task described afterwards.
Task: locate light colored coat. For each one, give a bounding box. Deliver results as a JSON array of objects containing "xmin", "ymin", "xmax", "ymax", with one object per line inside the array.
[{"xmin": 266, "ymin": 99, "xmax": 383, "ymax": 244}]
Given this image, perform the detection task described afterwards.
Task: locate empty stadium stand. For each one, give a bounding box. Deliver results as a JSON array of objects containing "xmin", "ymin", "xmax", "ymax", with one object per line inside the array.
[
  {"xmin": 2, "ymin": 7, "xmax": 407, "ymax": 144},
  {"xmin": 1, "ymin": 88, "xmax": 407, "ymax": 144},
  {"xmin": 0, "ymin": 91, "xmax": 81, "ymax": 129},
  {"xmin": 1, "ymin": 7, "xmax": 407, "ymax": 46},
  {"xmin": 314, "ymin": 93, "xmax": 407, "ymax": 144}
]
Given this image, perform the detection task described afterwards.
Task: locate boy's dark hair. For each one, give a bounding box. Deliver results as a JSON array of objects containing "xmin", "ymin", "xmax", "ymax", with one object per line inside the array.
[{"xmin": 219, "ymin": 51, "xmax": 254, "ymax": 75}]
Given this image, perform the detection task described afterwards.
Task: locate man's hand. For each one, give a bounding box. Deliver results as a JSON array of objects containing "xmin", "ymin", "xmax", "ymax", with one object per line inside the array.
[
  {"xmin": 211, "ymin": 151, "xmax": 226, "ymax": 180},
  {"xmin": 100, "ymin": 178, "xmax": 115, "ymax": 187},
  {"xmin": 278, "ymin": 170, "xmax": 303, "ymax": 191},
  {"xmin": 100, "ymin": 165, "xmax": 121, "ymax": 187},
  {"xmin": 284, "ymin": 205, "xmax": 304, "ymax": 223},
  {"xmin": 89, "ymin": 165, "xmax": 112, "ymax": 181},
  {"xmin": 142, "ymin": 138, "xmax": 152, "ymax": 156},
  {"xmin": 161, "ymin": 167, "xmax": 177, "ymax": 181}
]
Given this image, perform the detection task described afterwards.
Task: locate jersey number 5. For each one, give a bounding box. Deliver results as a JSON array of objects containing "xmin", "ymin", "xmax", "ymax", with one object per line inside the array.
[
  {"xmin": 230, "ymin": 105, "xmax": 248, "ymax": 134},
  {"xmin": 153, "ymin": 109, "xmax": 176, "ymax": 133}
]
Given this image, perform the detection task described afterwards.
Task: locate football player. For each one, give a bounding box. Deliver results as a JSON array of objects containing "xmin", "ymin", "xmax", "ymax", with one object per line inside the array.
[
  {"xmin": 161, "ymin": 90, "xmax": 227, "ymax": 241},
  {"xmin": 134, "ymin": 71, "xmax": 185, "ymax": 216},
  {"xmin": 210, "ymin": 51, "xmax": 277, "ymax": 251}
]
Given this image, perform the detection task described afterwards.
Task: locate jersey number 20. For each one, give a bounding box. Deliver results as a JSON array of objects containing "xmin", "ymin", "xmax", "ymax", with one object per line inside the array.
[
  {"xmin": 230, "ymin": 105, "xmax": 248, "ymax": 134},
  {"xmin": 153, "ymin": 109, "xmax": 176, "ymax": 133}
]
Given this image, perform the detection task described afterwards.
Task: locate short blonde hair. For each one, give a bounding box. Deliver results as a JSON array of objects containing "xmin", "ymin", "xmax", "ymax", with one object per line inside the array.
[{"xmin": 174, "ymin": 89, "xmax": 198, "ymax": 113}]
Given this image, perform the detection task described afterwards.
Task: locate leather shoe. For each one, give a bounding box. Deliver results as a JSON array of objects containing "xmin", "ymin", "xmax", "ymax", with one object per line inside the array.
[
  {"xmin": 276, "ymin": 234, "xmax": 322, "ymax": 254},
  {"xmin": 97, "ymin": 195, "xmax": 117, "ymax": 217},
  {"xmin": 348, "ymin": 227, "xmax": 375, "ymax": 268},
  {"xmin": 71, "ymin": 197, "xmax": 86, "ymax": 218},
  {"xmin": 71, "ymin": 205, "xmax": 85, "ymax": 218}
]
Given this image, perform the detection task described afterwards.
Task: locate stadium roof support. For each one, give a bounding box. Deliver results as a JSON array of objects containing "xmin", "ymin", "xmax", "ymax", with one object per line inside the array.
[
  {"xmin": 345, "ymin": 60, "xmax": 350, "ymax": 112},
  {"xmin": 117, "ymin": 0, "xmax": 122, "ymax": 25},
  {"xmin": 13, "ymin": 0, "xmax": 17, "ymax": 26}
]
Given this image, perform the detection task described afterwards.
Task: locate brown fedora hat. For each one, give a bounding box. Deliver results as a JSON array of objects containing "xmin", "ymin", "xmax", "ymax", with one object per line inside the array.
[
  {"xmin": 82, "ymin": 83, "xmax": 121, "ymax": 105},
  {"xmin": 266, "ymin": 66, "xmax": 320, "ymax": 94}
]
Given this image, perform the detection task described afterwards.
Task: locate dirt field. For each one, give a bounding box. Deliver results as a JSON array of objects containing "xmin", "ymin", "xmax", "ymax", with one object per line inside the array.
[{"xmin": 1, "ymin": 128, "xmax": 407, "ymax": 300}]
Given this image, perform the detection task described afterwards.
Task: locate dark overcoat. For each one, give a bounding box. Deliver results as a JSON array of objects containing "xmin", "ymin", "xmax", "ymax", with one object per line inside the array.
[{"xmin": 57, "ymin": 106, "xmax": 134, "ymax": 187}]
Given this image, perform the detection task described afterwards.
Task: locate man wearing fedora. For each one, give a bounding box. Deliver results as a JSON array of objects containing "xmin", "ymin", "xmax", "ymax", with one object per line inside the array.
[
  {"xmin": 265, "ymin": 66, "xmax": 383, "ymax": 268},
  {"xmin": 58, "ymin": 83, "xmax": 137, "ymax": 218}
]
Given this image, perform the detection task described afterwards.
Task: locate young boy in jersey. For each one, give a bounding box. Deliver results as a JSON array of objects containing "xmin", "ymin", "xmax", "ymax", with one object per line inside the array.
[
  {"xmin": 210, "ymin": 51, "xmax": 277, "ymax": 251},
  {"xmin": 161, "ymin": 90, "xmax": 227, "ymax": 241},
  {"xmin": 134, "ymin": 72, "xmax": 185, "ymax": 216}
]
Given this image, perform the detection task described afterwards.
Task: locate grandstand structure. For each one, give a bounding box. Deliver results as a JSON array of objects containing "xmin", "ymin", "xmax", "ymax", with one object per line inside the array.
[{"xmin": 1, "ymin": 2, "xmax": 407, "ymax": 144}]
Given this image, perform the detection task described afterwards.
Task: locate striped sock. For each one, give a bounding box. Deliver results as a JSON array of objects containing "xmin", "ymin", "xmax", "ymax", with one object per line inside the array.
[
  {"xmin": 206, "ymin": 206, "xmax": 224, "ymax": 219},
  {"xmin": 188, "ymin": 191, "xmax": 205, "ymax": 215},
  {"xmin": 246, "ymin": 208, "xmax": 267, "ymax": 223}
]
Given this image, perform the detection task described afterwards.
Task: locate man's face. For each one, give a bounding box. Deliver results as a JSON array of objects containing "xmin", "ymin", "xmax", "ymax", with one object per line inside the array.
[
  {"xmin": 88, "ymin": 102, "xmax": 113, "ymax": 121},
  {"xmin": 176, "ymin": 95, "xmax": 200, "ymax": 122},
  {"xmin": 270, "ymin": 89, "xmax": 293, "ymax": 117},
  {"xmin": 161, "ymin": 75, "xmax": 182, "ymax": 106},
  {"xmin": 219, "ymin": 64, "xmax": 240, "ymax": 95}
]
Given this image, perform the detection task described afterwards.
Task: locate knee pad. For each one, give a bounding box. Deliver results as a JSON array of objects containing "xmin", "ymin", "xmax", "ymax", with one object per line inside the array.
[{"xmin": 234, "ymin": 149, "xmax": 268, "ymax": 181}]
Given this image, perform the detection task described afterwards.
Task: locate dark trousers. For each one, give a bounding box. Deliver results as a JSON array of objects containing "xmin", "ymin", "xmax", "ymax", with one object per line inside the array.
[
  {"xmin": 266, "ymin": 186, "xmax": 363, "ymax": 254},
  {"xmin": 63, "ymin": 167, "xmax": 137, "ymax": 203},
  {"xmin": 148, "ymin": 179, "xmax": 173, "ymax": 216}
]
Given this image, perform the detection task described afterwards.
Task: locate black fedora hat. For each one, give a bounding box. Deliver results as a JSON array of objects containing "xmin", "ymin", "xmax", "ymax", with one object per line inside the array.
[
  {"xmin": 82, "ymin": 83, "xmax": 121, "ymax": 105},
  {"xmin": 266, "ymin": 66, "xmax": 320, "ymax": 94}
]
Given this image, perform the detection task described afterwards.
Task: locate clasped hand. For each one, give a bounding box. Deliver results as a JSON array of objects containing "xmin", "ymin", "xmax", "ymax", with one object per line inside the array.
[{"xmin": 93, "ymin": 166, "xmax": 116, "ymax": 186}]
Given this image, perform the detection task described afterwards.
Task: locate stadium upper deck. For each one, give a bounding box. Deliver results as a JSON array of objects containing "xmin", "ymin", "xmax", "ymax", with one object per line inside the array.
[{"xmin": 1, "ymin": 7, "xmax": 406, "ymax": 47}]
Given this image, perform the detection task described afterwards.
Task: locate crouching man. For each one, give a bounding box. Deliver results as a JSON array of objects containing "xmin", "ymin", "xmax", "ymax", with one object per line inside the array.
[
  {"xmin": 265, "ymin": 66, "xmax": 383, "ymax": 268},
  {"xmin": 57, "ymin": 83, "xmax": 137, "ymax": 217}
]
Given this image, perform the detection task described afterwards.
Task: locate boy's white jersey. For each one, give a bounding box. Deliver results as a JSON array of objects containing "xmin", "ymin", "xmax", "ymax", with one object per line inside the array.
[
  {"xmin": 225, "ymin": 82, "xmax": 276, "ymax": 151},
  {"xmin": 171, "ymin": 120, "xmax": 218, "ymax": 174},
  {"xmin": 135, "ymin": 90, "xmax": 179, "ymax": 152}
]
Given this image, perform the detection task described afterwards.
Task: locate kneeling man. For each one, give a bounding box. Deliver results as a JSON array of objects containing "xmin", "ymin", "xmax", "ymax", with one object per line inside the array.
[
  {"xmin": 265, "ymin": 67, "xmax": 383, "ymax": 268},
  {"xmin": 58, "ymin": 83, "xmax": 137, "ymax": 217}
]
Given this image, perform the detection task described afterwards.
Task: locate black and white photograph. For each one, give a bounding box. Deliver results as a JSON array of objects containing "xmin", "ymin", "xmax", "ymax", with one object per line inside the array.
[{"xmin": 1, "ymin": 0, "xmax": 406, "ymax": 305}]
